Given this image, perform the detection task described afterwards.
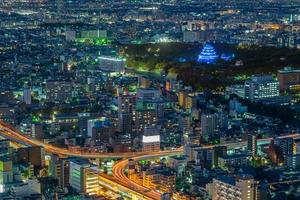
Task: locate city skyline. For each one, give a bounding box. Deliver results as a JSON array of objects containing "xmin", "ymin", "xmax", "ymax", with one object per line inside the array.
[{"xmin": 0, "ymin": 1, "xmax": 300, "ymax": 200}]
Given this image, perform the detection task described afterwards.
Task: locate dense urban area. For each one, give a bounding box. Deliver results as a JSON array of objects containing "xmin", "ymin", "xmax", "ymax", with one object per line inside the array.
[{"xmin": 0, "ymin": 0, "xmax": 300, "ymax": 200}]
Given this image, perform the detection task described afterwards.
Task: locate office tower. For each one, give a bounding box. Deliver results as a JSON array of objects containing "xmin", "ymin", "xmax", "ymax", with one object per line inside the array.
[
  {"xmin": 118, "ymin": 95, "xmax": 136, "ymax": 134},
  {"xmin": 277, "ymin": 67, "xmax": 300, "ymax": 91},
  {"xmin": 69, "ymin": 158, "xmax": 99, "ymax": 195},
  {"xmin": 142, "ymin": 127, "xmax": 160, "ymax": 152},
  {"xmin": 248, "ymin": 134, "xmax": 257, "ymax": 157},
  {"xmin": 31, "ymin": 123, "xmax": 44, "ymax": 140},
  {"xmin": 23, "ymin": 88, "xmax": 31, "ymax": 105},
  {"xmin": 59, "ymin": 158, "xmax": 71, "ymax": 188},
  {"xmin": 70, "ymin": 158, "xmax": 90, "ymax": 193},
  {"xmin": 78, "ymin": 113, "xmax": 89, "ymax": 137},
  {"xmin": 201, "ymin": 113, "xmax": 220, "ymax": 141},
  {"xmin": 136, "ymin": 109, "xmax": 157, "ymax": 134},
  {"xmin": 245, "ymin": 75, "xmax": 279, "ymax": 101},
  {"xmin": 211, "ymin": 174, "xmax": 256, "ymax": 200},
  {"xmin": 135, "ymin": 88, "xmax": 161, "ymax": 133}
]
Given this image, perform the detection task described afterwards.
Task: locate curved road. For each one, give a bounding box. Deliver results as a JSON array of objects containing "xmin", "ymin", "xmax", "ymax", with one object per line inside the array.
[
  {"xmin": 112, "ymin": 148, "xmax": 183, "ymax": 200},
  {"xmin": 1, "ymin": 121, "xmax": 299, "ymax": 199},
  {"xmin": 0, "ymin": 121, "xmax": 182, "ymax": 159}
]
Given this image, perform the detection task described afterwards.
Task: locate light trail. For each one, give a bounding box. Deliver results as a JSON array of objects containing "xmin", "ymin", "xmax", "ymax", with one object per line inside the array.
[
  {"xmin": 0, "ymin": 121, "xmax": 183, "ymax": 159},
  {"xmin": 0, "ymin": 121, "xmax": 299, "ymax": 200},
  {"xmin": 112, "ymin": 148, "xmax": 184, "ymax": 200}
]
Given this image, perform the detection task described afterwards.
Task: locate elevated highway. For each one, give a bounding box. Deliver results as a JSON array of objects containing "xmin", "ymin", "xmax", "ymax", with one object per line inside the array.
[{"xmin": 0, "ymin": 121, "xmax": 182, "ymax": 159}]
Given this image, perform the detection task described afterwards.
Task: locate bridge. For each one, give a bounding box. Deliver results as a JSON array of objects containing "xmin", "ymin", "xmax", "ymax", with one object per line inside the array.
[
  {"xmin": 1, "ymin": 121, "xmax": 299, "ymax": 200},
  {"xmin": 0, "ymin": 121, "xmax": 184, "ymax": 199},
  {"xmin": 0, "ymin": 121, "xmax": 183, "ymax": 159}
]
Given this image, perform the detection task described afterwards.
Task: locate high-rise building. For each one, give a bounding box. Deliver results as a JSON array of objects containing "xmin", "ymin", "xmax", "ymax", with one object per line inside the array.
[
  {"xmin": 135, "ymin": 89, "xmax": 161, "ymax": 133},
  {"xmin": 245, "ymin": 75, "xmax": 279, "ymax": 101},
  {"xmin": 59, "ymin": 158, "xmax": 71, "ymax": 188},
  {"xmin": 201, "ymin": 113, "xmax": 218, "ymax": 140},
  {"xmin": 118, "ymin": 95, "xmax": 136, "ymax": 134},
  {"xmin": 136, "ymin": 109, "xmax": 157, "ymax": 133},
  {"xmin": 31, "ymin": 123, "xmax": 44, "ymax": 141},
  {"xmin": 69, "ymin": 158, "xmax": 99, "ymax": 195},
  {"xmin": 142, "ymin": 127, "xmax": 160, "ymax": 152},
  {"xmin": 277, "ymin": 67, "xmax": 300, "ymax": 91},
  {"xmin": 78, "ymin": 113, "xmax": 90, "ymax": 137},
  {"xmin": 248, "ymin": 134, "xmax": 257, "ymax": 157},
  {"xmin": 23, "ymin": 88, "xmax": 31, "ymax": 105},
  {"xmin": 210, "ymin": 174, "xmax": 256, "ymax": 200},
  {"xmin": 70, "ymin": 158, "xmax": 89, "ymax": 193}
]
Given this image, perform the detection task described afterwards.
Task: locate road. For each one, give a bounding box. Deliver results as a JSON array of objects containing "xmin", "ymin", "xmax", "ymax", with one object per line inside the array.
[
  {"xmin": 112, "ymin": 148, "xmax": 183, "ymax": 200},
  {"xmin": 1, "ymin": 120, "xmax": 298, "ymax": 158},
  {"xmin": 1, "ymin": 121, "xmax": 299, "ymax": 200},
  {"xmin": 0, "ymin": 121, "xmax": 182, "ymax": 159},
  {"xmin": 0, "ymin": 121, "xmax": 183, "ymax": 199}
]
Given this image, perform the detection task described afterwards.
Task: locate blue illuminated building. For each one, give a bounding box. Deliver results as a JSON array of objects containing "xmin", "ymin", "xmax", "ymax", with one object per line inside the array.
[{"xmin": 197, "ymin": 43, "xmax": 218, "ymax": 64}]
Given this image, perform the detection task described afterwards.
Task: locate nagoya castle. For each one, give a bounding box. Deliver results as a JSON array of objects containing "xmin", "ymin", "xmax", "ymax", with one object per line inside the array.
[{"xmin": 197, "ymin": 43, "xmax": 218, "ymax": 64}]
